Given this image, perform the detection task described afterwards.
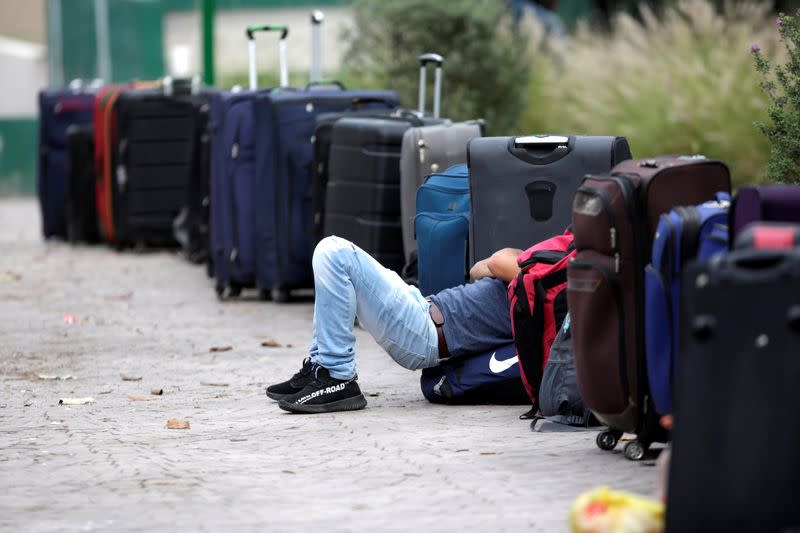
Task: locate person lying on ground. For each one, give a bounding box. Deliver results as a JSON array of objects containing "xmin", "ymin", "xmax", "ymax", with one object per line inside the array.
[{"xmin": 266, "ymin": 235, "xmax": 523, "ymax": 414}]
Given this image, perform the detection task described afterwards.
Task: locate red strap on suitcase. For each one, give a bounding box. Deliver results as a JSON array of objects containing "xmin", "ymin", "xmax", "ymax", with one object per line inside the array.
[{"xmin": 752, "ymin": 226, "xmax": 799, "ymax": 250}]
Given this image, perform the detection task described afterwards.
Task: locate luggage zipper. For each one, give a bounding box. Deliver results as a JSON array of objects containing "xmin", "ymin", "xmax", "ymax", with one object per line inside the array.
[
  {"xmin": 270, "ymin": 102, "xmax": 288, "ymax": 284},
  {"xmin": 227, "ymin": 123, "xmax": 242, "ymax": 266},
  {"xmin": 610, "ymin": 172, "xmax": 650, "ymax": 429},
  {"xmin": 569, "ymin": 259, "xmax": 631, "ymax": 405}
]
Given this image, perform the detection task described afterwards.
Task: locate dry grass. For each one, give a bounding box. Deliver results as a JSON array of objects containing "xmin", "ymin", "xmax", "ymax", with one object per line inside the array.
[{"xmin": 521, "ymin": 0, "xmax": 781, "ymax": 186}]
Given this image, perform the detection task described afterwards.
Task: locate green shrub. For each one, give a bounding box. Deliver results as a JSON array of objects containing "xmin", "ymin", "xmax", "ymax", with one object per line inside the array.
[
  {"xmin": 521, "ymin": 0, "xmax": 780, "ymax": 187},
  {"xmin": 341, "ymin": 0, "xmax": 533, "ymax": 134},
  {"xmin": 753, "ymin": 12, "xmax": 800, "ymax": 184}
]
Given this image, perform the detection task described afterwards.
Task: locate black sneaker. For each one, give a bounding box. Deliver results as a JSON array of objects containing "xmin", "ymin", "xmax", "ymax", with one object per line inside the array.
[
  {"xmin": 278, "ymin": 366, "xmax": 367, "ymax": 414},
  {"xmin": 265, "ymin": 357, "xmax": 316, "ymax": 401}
]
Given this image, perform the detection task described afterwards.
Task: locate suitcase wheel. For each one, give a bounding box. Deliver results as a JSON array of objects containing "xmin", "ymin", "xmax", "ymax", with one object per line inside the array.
[
  {"xmin": 272, "ymin": 288, "xmax": 290, "ymax": 303},
  {"xmin": 227, "ymin": 283, "xmax": 242, "ymax": 298},
  {"xmin": 623, "ymin": 439, "xmax": 647, "ymax": 461},
  {"xmin": 258, "ymin": 289, "xmax": 272, "ymax": 302},
  {"xmin": 215, "ymin": 284, "xmax": 225, "ymax": 300},
  {"xmin": 596, "ymin": 430, "xmax": 620, "ymax": 451}
]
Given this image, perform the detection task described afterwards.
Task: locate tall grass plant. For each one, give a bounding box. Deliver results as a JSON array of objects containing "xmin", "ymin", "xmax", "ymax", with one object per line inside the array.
[{"xmin": 520, "ymin": 0, "xmax": 779, "ymax": 186}]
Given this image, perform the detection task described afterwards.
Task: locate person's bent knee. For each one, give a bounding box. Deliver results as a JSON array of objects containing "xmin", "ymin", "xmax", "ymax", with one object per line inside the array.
[{"xmin": 313, "ymin": 236, "xmax": 353, "ymax": 271}]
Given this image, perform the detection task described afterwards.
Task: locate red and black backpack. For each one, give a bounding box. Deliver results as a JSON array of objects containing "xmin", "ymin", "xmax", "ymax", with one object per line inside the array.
[{"xmin": 507, "ymin": 230, "xmax": 575, "ymax": 406}]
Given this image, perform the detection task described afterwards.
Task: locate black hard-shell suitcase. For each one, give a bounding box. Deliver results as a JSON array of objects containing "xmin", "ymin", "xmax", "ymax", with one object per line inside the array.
[
  {"xmin": 111, "ymin": 78, "xmax": 208, "ymax": 247},
  {"xmin": 467, "ymin": 135, "xmax": 631, "ymax": 264},
  {"xmin": 65, "ymin": 124, "xmax": 100, "ymax": 243},
  {"xmin": 324, "ymin": 113, "xmax": 440, "ymax": 273},
  {"xmin": 310, "ymin": 103, "xmax": 398, "ymax": 249},
  {"xmin": 323, "ymin": 55, "xmax": 445, "ymax": 273},
  {"xmin": 666, "ymin": 250, "xmax": 800, "ymax": 532}
]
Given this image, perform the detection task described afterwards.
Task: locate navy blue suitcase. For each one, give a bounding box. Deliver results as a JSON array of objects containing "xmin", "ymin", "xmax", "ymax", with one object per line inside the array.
[
  {"xmin": 209, "ymin": 24, "xmax": 396, "ymax": 299},
  {"xmin": 414, "ymin": 163, "xmax": 471, "ymax": 295},
  {"xmin": 38, "ymin": 83, "xmax": 98, "ymax": 238},
  {"xmin": 253, "ymin": 89, "xmax": 398, "ymax": 301},
  {"xmin": 209, "ymin": 89, "xmax": 266, "ymax": 297}
]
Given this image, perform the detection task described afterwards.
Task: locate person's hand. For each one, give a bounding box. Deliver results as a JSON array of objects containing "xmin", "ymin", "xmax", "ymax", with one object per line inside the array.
[{"xmin": 469, "ymin": 259, "xmax": 493, "ymax": 280}]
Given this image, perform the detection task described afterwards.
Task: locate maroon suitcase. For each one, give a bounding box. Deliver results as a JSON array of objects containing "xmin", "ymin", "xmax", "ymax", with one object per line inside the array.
[{"xmin": 567, "ymin": 155, "xmax": 731, "ymax": 460}]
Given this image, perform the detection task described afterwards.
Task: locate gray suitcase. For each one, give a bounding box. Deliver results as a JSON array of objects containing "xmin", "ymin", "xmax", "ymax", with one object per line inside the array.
[
  {"xmin": 400, "ymin": 119, "xmax": 483, "ymax": 263},
  {"xmin": 467, "ymin": 134, "xmax": 631, "ymax": 264}
]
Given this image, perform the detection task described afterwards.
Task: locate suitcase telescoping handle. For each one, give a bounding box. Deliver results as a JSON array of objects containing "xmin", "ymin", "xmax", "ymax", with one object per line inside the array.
[
  {"xmin": 246, "ymin": 24, "xmax": 289, "ymax": 90},
  {"xmin": 418, "ymin": 53, "xmax": 443, "ymax": 118},
  {"xmin": 310, "ymin": 10, "xmax": 324, "ymax": 84}
]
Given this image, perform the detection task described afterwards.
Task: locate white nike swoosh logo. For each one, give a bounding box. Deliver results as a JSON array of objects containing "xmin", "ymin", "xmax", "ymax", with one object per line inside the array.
[{"xmin": 489, "ymin": 352, "xmax": 518, "ymax": 374}]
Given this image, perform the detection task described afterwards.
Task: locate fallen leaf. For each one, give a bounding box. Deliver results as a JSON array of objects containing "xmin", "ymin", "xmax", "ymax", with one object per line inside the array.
[
  {"xmin": 62, "ymin": 314, "xmax": 80, "ymax": 325},
  {"xmin": 37, "ymin": 374, "xmax": 75, "ymax": 381},
  {"xmin": 479, "ymin": 452, "xmax": 497, "ymax": 456},
  {"xmin": 128, "ymin": 396, "xmax": 156, "ymax": 402},
  {"xmin": 5, "ymin": 271, "xmax": 22, "ymax": 282},
  {"xmin": 203, "ymin": 393, "xmax": 229, "ymax": 399},
  {"xmin": 166, "ymin": 418, "xmax": 190, "ymax": 430},
  {"xmin": 103, "ymin": 291, "xmax": 133, "ymax": 301},
  {"xmin": 367, "ymin": 392, "xmax": 381, "ymax": 397},
  {"xmin": 97, "ymin": 389, "xmax": 113, "ymax": 395},
  {"xmin": 200, "ymin": 381, "xmax": 229, "ymax": 387},
  {"xmin": 120, "ymin": 374, "xmax": 142, "ymax": 381},
  {"xmin": 260, "ymin": 338, "xmax": 281, "ymax": 348},
  {"xmin": 150, "ymin": 388, "xmax": 163, "ymax": 396},
  {"xmin": 59, "ymin": 397, "xmax": 94, "ymax": 405},
  {"xmin": 286, "ymin": 344, "xmax": 294, "ymax": 348},
  {"xmin": 209, "ymin": 346, "xmax": 232, "ymax": 353}
]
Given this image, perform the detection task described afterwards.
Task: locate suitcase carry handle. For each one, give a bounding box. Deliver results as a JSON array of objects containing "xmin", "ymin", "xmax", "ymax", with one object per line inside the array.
[
  {"xmin": 310, "ymin": 10, "xmax": 324, "ymax": 84},
  {"xmin": 509, "ymin": 135, "xmax": 573, "ymax": 165},
  {"xmin": 514, "ymin": 135, "xmax": 570, "ymax": 146},
  {"xmin": 306, "ymin": 80, "xmax": 346, "ymax": 90},
  {"xmin": 350, "ymin": 96, "xmax": 394, "ymax": 109},
  {"xmin": 162, "ymin": 75, "xmax": 202, "ymax": 97},
  {"xmin": 418, "ymin": 52, "xmax": 443, "ymax": 118},
  {"xmin": 68, "ymin": 78, "xmax": 104, "ymax": 92},
  {"xmin": 246, "ymin": 24, "xmax": 289, "ymax": 90}
]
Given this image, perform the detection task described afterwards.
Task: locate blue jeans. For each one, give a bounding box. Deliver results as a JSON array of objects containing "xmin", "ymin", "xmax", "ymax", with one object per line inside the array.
[{"xmin": 309, "ymin": 236, "xmax": 440, "ymax": 379}]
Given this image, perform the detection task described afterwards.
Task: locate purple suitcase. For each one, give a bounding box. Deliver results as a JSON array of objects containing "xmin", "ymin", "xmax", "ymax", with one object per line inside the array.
[{"xmin": 730, "ymin": 185, "xmax": 800, "ymax": 246}]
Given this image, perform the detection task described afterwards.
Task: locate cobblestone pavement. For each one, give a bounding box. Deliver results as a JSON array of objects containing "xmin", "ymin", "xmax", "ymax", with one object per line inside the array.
[{"xmin": 0, "ymin": 198, "xmax": 658, "ymax": 532}]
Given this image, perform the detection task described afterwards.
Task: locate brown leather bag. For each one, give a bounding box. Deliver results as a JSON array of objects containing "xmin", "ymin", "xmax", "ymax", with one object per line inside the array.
[{"xmin": 567, "ymin": 156, "xmax": 730, "ymax": 452}]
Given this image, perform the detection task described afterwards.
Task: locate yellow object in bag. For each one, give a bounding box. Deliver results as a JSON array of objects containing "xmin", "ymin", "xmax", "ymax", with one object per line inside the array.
[{"xmin": 570, "ymin": 486, "xmax": 664, "ymax": 533}]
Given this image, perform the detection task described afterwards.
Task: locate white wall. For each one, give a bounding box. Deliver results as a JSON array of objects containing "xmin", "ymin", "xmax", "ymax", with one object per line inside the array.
[
  {"xmin": 163, "ymin": 6, "xmax": 353, "ymax": 83},
  {"xmin": 0, "ymin": 36, "xmax": 47, "ymax": 117}
]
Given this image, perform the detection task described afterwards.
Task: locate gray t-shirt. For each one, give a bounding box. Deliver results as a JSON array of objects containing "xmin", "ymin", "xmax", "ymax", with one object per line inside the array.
[{"xmin": 429, "ymin": 277, "xmax": 514, "ymax": 357}]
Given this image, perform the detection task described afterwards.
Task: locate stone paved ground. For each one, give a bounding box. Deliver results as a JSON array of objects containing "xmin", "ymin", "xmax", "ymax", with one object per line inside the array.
[{"xmin": 0, "ymin": 198, "xmax": 658, "ymax": 532}]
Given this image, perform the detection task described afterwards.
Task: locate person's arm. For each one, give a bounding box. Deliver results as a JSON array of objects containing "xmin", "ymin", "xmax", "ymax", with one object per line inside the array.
[
  {"xmin": 469, "ymin": 259, "xmax": 493, "ymax": 280},
  {"xmin": 486, "ymin": 248, "xmax": 524, "ymax": 282},
  {"xmin": 470, "ymin": 248, "xmax": 524, "ymax": 282}
]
